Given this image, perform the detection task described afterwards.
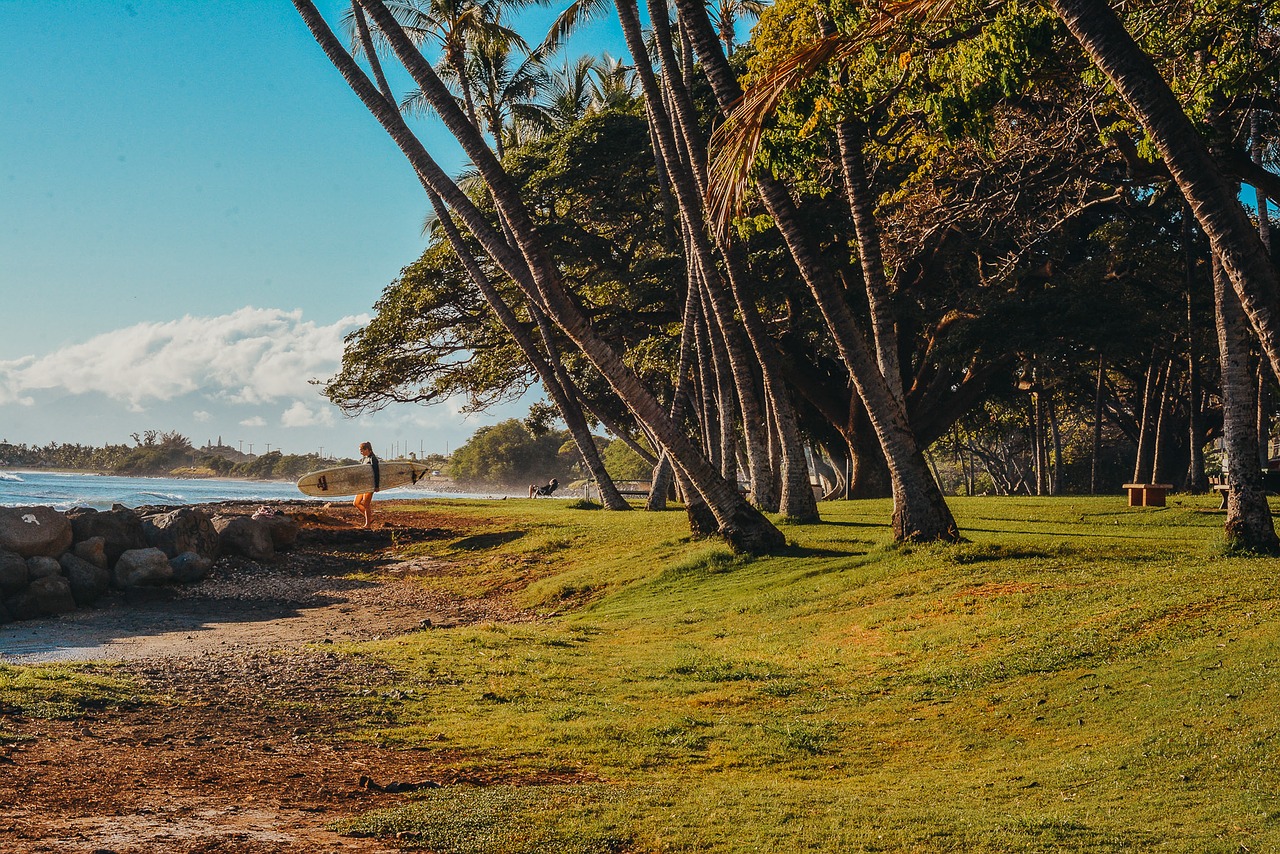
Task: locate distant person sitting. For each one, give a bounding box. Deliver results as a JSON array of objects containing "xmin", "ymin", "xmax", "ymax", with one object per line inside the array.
[{"xmin": 529, "ymin": 477, "xmax": 559, "ymax": 498}]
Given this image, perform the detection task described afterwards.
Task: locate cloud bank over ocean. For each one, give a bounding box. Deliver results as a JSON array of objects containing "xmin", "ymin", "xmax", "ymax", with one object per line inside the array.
[
  {"xmin": 0, "ymin": 307, "xmax": 364, "ymax": 410},
  {"xmin": 0, "ymin": 306, "xmax": 537, "ymax": 456}
]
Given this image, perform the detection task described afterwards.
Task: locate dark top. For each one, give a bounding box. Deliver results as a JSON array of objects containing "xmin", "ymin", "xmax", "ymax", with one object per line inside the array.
[{"xmin": 363, "ymin": 453, "xmax": 380, "ymax": 491}]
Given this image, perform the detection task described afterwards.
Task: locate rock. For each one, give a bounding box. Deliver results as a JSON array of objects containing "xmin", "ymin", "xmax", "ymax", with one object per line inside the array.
[
  {"xmin": 27, "ymin": 575, "xmax": 77, "ymax": 616},
  {"xmin": 113, "ymin": 547, "xmax": 175, "ymax": 588},
  {"xmin": 26, "ymin": 555, "xmax": 63, "ymax": 580},
  {"xmin": 73, "ymin": 536, "xmax": 109, "ymax": 570},
  {"xmin": 0, "ymin": 506, "xmax": 73, "ymax": 558},
  {"xmin": 256, "ymin": 514, "xmax": 299, "ymax": 551},
  {"xmin": 170, "ymin": 551, "xmax": 214, "ymax": 584},
  {"xmin": 66, "ymin": 508, "xmax": 147, "ymax": 566},
  {"xmin": 0, "ymin": 599, "xmax": 11, "ymax": 624},
  {"xmin": 212, "ymin": 515, "xmax": 275, "ymax": 562},
  {"xmin": 60, "ymin": 552, "xmax": 111, "ymax": 606},
  {"xmin": 0, "ymin": 549, "xmax": 29, "ymax": 596},
  {"xmin": 142, "ymin": 507, "xmax": 221, "ymax": 560},
  {"xmin": 4, "ymin": 590, "xmax": 41, "ymax": 621}
]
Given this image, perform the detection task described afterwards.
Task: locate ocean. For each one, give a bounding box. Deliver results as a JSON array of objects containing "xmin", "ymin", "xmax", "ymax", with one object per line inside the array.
[{"xmin": 0, "ymin": 470, "xmax": 465, "ymax": 511}]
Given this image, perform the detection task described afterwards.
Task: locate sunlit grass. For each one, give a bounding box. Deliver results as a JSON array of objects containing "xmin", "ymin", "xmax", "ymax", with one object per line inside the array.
[{"xmin": 335, "ymin": 494, "xmax": 1280, "ymax": 851}]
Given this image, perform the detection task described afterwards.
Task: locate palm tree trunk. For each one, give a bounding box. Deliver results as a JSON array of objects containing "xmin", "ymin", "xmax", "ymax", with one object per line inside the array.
[
  {"xmin": 1091, "ymin": 355, "xmax": 1104, "ymax": 494},
  {"xmin": 1184, "ymin": 219, "xmax": 1209, "ymax": 493},
  {"xmin": 672, "ymin": 0, "xmax": 956, "ymax": 541},
  {"xmin": 645, "ymin": 0, "xmax": 817, "ymax": 520},
  {"xmin": 835, "ymin": 117, "xmax": 903, "ymax": 403},
  {"xmin": 307, "ymin": 0, "xmax": 784, "ymax": 552},
  {"xmin": 1213, "ymin": 253, "xmax": 1278, "ymax": 551},
  {"xmin": 622, "ymin": 0, "xmax": 779, "ymax": 513},
  {"xmin": 1050, "ymin": 0, "xmax": 1280, "ymax": 385}
]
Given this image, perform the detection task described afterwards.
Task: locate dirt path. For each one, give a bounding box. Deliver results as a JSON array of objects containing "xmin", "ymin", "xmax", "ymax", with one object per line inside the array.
[{"xmin": 0, "ymin": 505, "xmax": 544, "ymax": 853}]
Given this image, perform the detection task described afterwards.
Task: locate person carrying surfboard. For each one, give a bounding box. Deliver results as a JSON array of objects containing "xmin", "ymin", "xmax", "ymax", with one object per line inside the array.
[{"xmin": 354, "ymin": 441, "xmax": 379, "ymax": 528}]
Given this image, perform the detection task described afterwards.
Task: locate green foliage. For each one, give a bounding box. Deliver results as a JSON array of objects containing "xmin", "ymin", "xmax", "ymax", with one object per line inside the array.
[
  {"xmin": 448, "ymin": 418, "xmax": 576, "ymax": 487},
  {"xmin": 599, "ymin": 438, "xmax": 652, "ymax": 482}
]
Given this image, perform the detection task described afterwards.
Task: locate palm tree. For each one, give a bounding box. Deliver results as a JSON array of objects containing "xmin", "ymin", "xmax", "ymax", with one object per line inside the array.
[
  {"xmin": 707, "ymin": 0, "xmax": 769, "ymax": 55},
  {"xmin": 673, "ymin": 0, "xmax": 958, "ymax": 540},
  {"xmin": 1047, "ymin": 0, "xmax": 1280, "ymax": 392},
  {"xmin": 375, "ymin": 0, "xmax": 525, "ymax": 126},
  {"xmin": 1213, "ymin": 253, "xmax": 1278, "ymax": 552},
  {"xmin": 297, "ymin": 0, "xmax": 787, "ymax": 552}
]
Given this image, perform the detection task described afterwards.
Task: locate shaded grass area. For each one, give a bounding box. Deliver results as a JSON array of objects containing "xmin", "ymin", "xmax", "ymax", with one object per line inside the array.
[{"xmin": 339, "ymin": 495, "xmax": 1280, "ymax": 852}]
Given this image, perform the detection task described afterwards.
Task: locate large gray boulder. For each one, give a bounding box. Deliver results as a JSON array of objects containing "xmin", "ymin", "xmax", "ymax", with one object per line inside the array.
[
  {"xmin": 169, "ymin": 551, "xmax": 214, "ymax": 584},
  {"xmin": 27, "ymin": 576, "xmax": 77, "ymax": 616},
  {"xmin": 254, "ymin": 513, "xmax": 299, "ymax": 551},
  {"xmin": 0, "ymin": 506, "xmax": 73, "ymax": 558},
  {"xmin": 113, "ymin": 547, "xmax": 174, "ymax": 588},
  {"xmin": 73, "ymin": 536, "xmax": 108, "ymax": 570},
  {"xmin": 0, "ymin": 549, "xmax": 28, "ymax": 595},
  {"xmin": 212, "ymin": 515, "xmax": 275, "ymax": 562},
  {"xmin": 66, "ymin": 508, "xmax": 147, "ymax": 566},
  {"xmin": 60, "ymin": 552, "xmax": 111, "ymax": 606},
  {"xmin": 26, "ymin": 555, "xmax": 63, "ymax": 580},
  {"xmin": 143, "ymin": 507, "xmax": 220, "ymax": 560}
]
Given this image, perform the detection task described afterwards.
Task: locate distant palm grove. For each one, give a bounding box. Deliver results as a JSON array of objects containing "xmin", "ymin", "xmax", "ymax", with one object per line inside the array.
[{"xmin": 289, "ymin": 0, "xmax": 1277, "ymax": 553}]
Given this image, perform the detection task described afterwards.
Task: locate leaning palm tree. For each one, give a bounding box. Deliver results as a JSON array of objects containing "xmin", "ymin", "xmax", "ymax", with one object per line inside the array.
[{"xmin": 294, "ymin": 0, "xmax": 787, "ymax": 552}]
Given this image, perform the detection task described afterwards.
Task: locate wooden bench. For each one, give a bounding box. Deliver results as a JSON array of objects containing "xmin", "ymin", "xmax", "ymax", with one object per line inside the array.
[
  {"xmin": 1212, "ymin": 484, "xmax": 1230, "ymax": 509},
  {"xmin": 1123, "ymin": 483, "xmax": 1174, "ymax": 507},
  {"xmin": 615, "ymin": 482, "xmax": 651, "ymax": 499}
]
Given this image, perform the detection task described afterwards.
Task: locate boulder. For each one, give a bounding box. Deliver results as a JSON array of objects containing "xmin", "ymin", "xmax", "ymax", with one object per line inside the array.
[
  {"xmin": 0, "ymin": 506, "xmax": 73, "ymax": 558},
  {"xmin": 66, "ymin": 508, "xmax": 147, "ymax": 566},
  {"xmin": 4, "ymin": 590, "xmax": 41, "ymax": 621},
  {"xmin": 73, "ymin": 536, "xmax": 109, "ymax": 570},
  {"xmin": 212, "ymin": 515, "xmax": 275, "ymax": 562},
  {"xmin": 170, "ymin": 551, "xmax": 214, "ymax": 584},
  {"xmin": 27, "ymin": 575, "xmax": 77, "ymax": 616},
  {"xmin": 255, "ymin": 513, "xmax": 299, "ymax": 551},
  {"xmin": 60, "ymin": 552, "xmax": 111, "ymax": 606},
  {"xmin": 113, "ymin": 547, "xmax": 175, "ymax": 588},
  {"xmin": 27, "ymin": 555, "xmax": 63, "ymax": 580},
  {"xmin": 0, "ymin": 549, "xmax": 29, "ymax": 595},
  {"xmin": 142, "ymin": 507, "xmax": 220, "ymax": 560}
]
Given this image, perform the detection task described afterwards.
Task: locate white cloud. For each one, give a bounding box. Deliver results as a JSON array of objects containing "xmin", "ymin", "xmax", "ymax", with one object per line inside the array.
[
  {"xmin": 240, "ymin": 416, "xmax": 266, "ymax": 427},
  {"xmin": 280, "ymin": 399, "xmax": 334, "ymax": 428},
  {"xmin": 0, "ymin": 307, "xmax": 367, "ymax": 408},
  {"xmin": 194, "ymin": 410, "xmax": 212, "ymax": 422}
]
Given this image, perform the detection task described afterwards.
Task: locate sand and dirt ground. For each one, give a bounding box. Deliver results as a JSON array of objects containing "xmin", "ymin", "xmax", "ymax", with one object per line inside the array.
[{"xmin": 0, "ymin": 504, "xmax": 544, "ymax": 853}]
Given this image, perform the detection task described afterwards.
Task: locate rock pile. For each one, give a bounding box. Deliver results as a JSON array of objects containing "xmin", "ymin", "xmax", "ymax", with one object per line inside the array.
[{"xmin": 0, "ymin": 504, "xmax": 299, "ymax": 623}]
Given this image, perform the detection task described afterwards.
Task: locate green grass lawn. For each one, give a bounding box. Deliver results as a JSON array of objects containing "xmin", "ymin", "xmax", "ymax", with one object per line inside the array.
[
  {"xmin": 328, "ymin": 494, "xmax": 1280, "ymax": 852},
  {"xmin": 6, "ymin": 494, "xmax": 1279, "ymax": 852}
]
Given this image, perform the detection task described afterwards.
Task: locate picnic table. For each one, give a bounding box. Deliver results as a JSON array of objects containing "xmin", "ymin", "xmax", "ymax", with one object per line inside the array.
[{"xmin": 1123, "ymin": 483, "xmax": 1174, "ymax": 507}]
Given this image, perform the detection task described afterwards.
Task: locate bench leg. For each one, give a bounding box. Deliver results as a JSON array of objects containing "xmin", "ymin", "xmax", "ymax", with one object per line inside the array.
[
  {"xmin": 1127, "ymin": 488, "xmax": 1144, "ymax": 507},
  {"xmin": 1145, "ymin": 488, "xmax": 1166, "ymax": 507}
]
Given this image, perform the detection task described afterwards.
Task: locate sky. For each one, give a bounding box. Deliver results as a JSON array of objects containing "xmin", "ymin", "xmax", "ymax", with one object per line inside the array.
[{"xmin": 0, "ymin": 0, "xmax": 625, "ymax": 461}]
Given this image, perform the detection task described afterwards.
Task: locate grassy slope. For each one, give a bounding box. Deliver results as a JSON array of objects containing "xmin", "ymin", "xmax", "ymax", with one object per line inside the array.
[
  {"xmin": 2, "ymin": 495, "xmax": 1275, "ymax": 851},
  {"xmin": 331, "ymin": 495, "xmax": 1280, "ymax": 853}
]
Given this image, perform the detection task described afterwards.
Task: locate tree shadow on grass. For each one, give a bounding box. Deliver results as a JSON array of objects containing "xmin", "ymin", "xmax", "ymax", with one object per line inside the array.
[{"xmin": 450, "ymin": 530, "xmax": 527, "ymax": 550}]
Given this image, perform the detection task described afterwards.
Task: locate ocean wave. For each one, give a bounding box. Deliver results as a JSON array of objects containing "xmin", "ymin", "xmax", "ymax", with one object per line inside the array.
[{"xmin": 0, "ymin": 472, "xmax": 23, "ymax": 482}]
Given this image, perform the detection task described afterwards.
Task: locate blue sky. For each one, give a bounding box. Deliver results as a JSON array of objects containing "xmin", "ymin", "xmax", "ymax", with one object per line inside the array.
[{"xmin": 0, "ymin": 0, "xmax": 625, "ymax": 460}]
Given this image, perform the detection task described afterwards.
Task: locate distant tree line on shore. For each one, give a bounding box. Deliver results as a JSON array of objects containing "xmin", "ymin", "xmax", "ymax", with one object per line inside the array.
[{"xmin": 0, "ymin": 431, "xmax": 356, "ymax": 480}]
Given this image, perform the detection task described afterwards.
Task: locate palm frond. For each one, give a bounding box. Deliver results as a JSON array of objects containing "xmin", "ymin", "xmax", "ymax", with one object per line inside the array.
[{"xmin": 706, "ymin": 0, "xmax": 961, "ymax": 230}]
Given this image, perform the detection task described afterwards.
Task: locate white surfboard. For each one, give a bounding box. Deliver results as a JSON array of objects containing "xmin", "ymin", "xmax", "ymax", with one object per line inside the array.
[{"xmin": 296, "ymin": 461, "xmax": 431, "ymax": 498}]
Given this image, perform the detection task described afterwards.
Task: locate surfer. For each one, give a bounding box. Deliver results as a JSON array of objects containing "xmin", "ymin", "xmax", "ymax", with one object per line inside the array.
[{"xmin": 354, "ymin": 441, "xmax": 379, "ymax": 528}]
